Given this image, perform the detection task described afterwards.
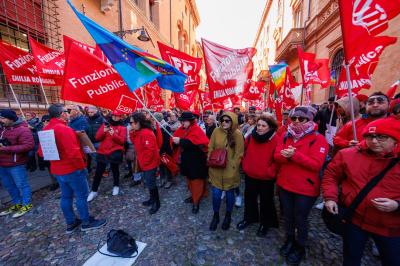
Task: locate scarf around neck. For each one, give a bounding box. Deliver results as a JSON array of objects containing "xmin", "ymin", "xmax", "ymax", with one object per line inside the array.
[
  {"xmin": 251, "ymin": 127, "xmax": 276, "ymax": 143},
  {"xmin": 287, "ymin": 121, "xmax": 315, "ymax": 140}
]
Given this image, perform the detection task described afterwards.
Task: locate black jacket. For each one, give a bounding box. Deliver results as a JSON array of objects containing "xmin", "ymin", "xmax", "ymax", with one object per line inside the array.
[
  {"xmin": 87, "ymin": 113, "xmax": 104, "ymax": 143},
  {"xmin": 179, "ymin": 139, "xmax": 208, "ymax": 180}
]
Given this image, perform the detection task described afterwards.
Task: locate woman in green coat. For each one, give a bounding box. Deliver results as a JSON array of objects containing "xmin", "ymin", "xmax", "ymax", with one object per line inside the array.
[{"xmin": 208, "ymin": 111, "xmax": 244, "ymax": 231}]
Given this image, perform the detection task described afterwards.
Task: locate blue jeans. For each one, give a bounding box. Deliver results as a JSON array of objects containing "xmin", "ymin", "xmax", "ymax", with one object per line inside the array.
[
  {"xmin": 343, "ymin": 222, "xmax": 400, "ymax": 266},
  {"xmin": 54, "ymin": 169, "xmax": 90, "ymax": 225},
  {"xmin": 0, "ymin": 165, "xmax": 32, "ymax": 205},
  {"xmin": 212, "ymin": 187, "xmax": 235, "ymax": 213}
]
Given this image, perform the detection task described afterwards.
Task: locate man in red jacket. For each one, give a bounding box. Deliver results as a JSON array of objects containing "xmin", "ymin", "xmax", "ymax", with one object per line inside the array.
[
  {"xmin": 323, "ymin": 117, "xmax": 400, "ymax": 266},
  {"xmin": 0, "ymin": 109, "xmax": 34, "ymax": 218},
  {"xmin": 41, "ymin": 104, "xmax": 106, "ymax": 233},
  {"xmin": 333, "ymin": 92, "xmax": 389, "ymax": 150}
]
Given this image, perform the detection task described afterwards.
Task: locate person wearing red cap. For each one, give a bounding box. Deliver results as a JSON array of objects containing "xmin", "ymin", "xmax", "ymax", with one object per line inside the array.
[
  {"xmin": 87, "ymin": 110, "xmax": 126, "ymax": 201},
  {"xmin": 323, "ymin": 117, "xmax": 400, "ymax": 266},
  {"xmin": 356, "ymin": 94, "xmax": 369, "ymax": 115},
  {"xmin": 389, "ymin": 97, "xmax": 400, "ymax": 120}
]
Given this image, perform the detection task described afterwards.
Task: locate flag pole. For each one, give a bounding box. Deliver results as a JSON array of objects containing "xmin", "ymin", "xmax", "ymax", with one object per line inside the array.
[
  {"xmin": 9, "ymin": 84, "xmax": 25, "ymax": 118},
  {"xmin": 327, "ymin": 95, "xmax": 337, "ymax": 135},
  {"xmin": 300, "ymin": 84, "xmax": 304, "ymax": 105},
  {"xmin": 132, "ymin": 90, "xmax": 174, "ymax": 138},
  {"xmin": 344, "ymin": 64, "xmax": 357, "ymax": 141},
  {"xmin": 38, "ymin": 78, "xmax": 49, "ymax": 106}
]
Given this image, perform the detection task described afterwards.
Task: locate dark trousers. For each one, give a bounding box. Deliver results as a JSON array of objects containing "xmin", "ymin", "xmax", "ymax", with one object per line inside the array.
[
  {"xmin": 159, "ymin": 165, "xmax": 172, "ymax": 182},
  {"xmin": 92, "ymin": 161, "xmax": 120, "ymax": 192},
  {"xmin": 244, "ymin": 176, "xmax": 278, "ymax": 227},
  {"xmin": 279, "ymin": 188, "xmax": 317, "ymax": 246},
  {"xmin": 343, "ymin": 222, "xmax": 400, "ymax": 266},
  {"xmin": 143, "ymin": 168, "xmax": 157, "ymax": 190}
]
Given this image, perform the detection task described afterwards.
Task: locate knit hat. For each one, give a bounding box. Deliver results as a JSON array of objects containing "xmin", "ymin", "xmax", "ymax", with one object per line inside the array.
[
  {"xmin": 362, "ymin": 118, "xmax": 400, "ymax": 142},
  {"xmin": 0, "ymin": 109, "xmax": 18, "ymax": 122},
  {"xmin": 111, "ymin": 110, "xmax": 124, "ymax": 116},
  {"xmin": 289, "ymin": 106, "xmax": 317, "ymax": 121}
]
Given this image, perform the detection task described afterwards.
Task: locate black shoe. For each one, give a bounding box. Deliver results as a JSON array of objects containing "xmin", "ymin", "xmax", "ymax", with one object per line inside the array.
[
  {"xmin": 256, "ymin": 225, "xmax": 269, "ymax": 237},
  {"xmin": 209, "ymin": 212, "xmax": 219, "ymax": 231},
  {"xmin": 149, "ymin": 188, "xmax": 160, "ymax": 215},
  {"xmin": 280, "ymin": 237, "xmax": 295, "ymax": 257},
  {"xmin": 286, "ymin": 243, "xmax": 305, "ymax": 265},
  {"xmin": 192, "ymin": 204, "xmax": 199, "ymax": 214},
  {"xmin": 142, "ymin": 189, "xmax": 154, "ymax": 207},
  {"xmin": 81, "ymin": 217, "xmax": 107, "ymax": 232},
  {"xmin": 221, "ymin": 212, "xmax": 231, "ymax": 231},
  {"xmin": 123, "ymin": 172, "xmax": 132, "ymax": 179},
  {"xmin": 130, "ymin": 180, "xmax": 141, "ymax": 187},
  {"xmin": 66, "ymin": 219, "xmax": 81, "ymax": 234},
  {"xmin": 236, "ymin": 220, "xmax": 253, "ymax": 231},
  {"xmin": 184, "ymin": 196, "xmax": 192, "ymax": 204}
]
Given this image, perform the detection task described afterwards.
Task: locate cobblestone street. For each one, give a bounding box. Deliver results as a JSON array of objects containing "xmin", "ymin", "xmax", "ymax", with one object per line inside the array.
[{"xmin": 0, "ymin": 172, "xmax": 380, "ymax": 266}]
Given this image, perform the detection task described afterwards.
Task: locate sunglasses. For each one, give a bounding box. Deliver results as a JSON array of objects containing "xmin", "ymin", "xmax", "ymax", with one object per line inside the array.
[
  {"xmin": 367, "ymin": 96, "xmax": 387, "ymax": 105},
  {"xmin": 290, "ymin": 116, "xmax": 307, "ymax": 122},
  {"xmin": 221, "ymin": 119, "xmax": 231, "ymax": 123},
  {"xmin": 365, "ymin": 134, "xmax": 390, "ymax": 142},
  {"xmin": 63, "ymin": 110, "xmax": 69, "ymax": 113}
]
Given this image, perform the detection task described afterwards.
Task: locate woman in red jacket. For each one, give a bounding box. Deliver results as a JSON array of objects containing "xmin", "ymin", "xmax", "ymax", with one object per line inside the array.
[
  {"xmin": 237, "ymin": 115, "xmax": 279, "ymax": 237},
  {"xmin": 87, "ymin": 111, "xmax": 126, "ymax": 201},
  {"xmin": 274, "ymin": 106, "xmax": 329, "ymax": 265},
  {"xmin": 323, "ymin": 118, "xmax": 400, "ymax": 266},
  {"xmin": 130, "ymin": 112, "xmax": 161, "ymax": 214}
]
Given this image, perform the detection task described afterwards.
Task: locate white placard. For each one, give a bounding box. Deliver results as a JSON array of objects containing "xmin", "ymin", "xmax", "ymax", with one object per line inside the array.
[
  {"xmin": 38, "ymin": 130, "xmax": 60, "ymax": 161},
  {"xmin": 325, "ymin": 124, "xmax": 337, "ymax": 147}
]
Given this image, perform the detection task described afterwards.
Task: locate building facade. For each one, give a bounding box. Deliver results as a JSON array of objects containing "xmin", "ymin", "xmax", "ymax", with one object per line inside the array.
[
  {"xmin": 0, "ymin": 0, "xmax": 200, "ymax": 112},
  {"xmin": 253, "ymin": 0, "xmax": 400, "ymax": 104}
]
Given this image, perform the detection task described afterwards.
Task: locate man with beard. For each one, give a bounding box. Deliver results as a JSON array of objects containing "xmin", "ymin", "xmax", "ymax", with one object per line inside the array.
[{"xmin": 333, "ymin": 92, "xmax": 389, "ymax": 150}]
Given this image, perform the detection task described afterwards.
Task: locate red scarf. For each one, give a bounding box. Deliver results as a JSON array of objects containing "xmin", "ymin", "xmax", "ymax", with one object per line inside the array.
[{"xmin": 172, "ymin": 123, "xmax": 209, "ymax": 162}]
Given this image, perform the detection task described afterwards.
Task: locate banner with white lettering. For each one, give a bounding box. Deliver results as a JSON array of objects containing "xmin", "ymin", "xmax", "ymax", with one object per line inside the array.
[
  {"xmin": 201, "ymin": 38, "xmax": 256, "ymax": 102},
  {"xmin": 61, "ymin": 42, "xmax": 137, "ymax": 114},
  {"xmin": 29, "ymin": 37, "xmax": 65, "ymax": 85},
  {"xmin": 0, "ymin": 40, "xmax": 58, "ymax": 85},
  {"xmin": 242, "ymin": 80, "xmax": 265, "ymax": 100}
]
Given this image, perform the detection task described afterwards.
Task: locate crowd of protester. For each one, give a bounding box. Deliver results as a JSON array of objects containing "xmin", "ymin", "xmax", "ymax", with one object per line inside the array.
[{"xmin": 0, "ymin": 90, "xmax": 399, "ymax": 265}]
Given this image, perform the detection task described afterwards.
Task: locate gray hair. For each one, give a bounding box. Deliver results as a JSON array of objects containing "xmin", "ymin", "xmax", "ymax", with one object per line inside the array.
[{"xmin": 48, "ymin": 103, "xmax": 64, "ymax": 118}]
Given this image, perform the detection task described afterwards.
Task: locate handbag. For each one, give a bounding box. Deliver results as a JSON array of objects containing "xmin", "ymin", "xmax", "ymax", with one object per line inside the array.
[
  {"xmin": 97, "ymin": 229, "xmax": 138, "ymax": 258},
  {"xmin": 207, "ymin": 148, "xmax": 228, "ymax": 168},
  {"xmin": 322, "ymin": 158, "xmax": 399, "ymax": 236},
  {"xmin": 160, "ymin": 153, "xmax": 179, "ymax": 176}
]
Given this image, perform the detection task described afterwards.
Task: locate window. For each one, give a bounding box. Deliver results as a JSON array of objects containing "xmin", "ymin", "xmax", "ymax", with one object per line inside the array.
[
  {"xmin": 329, "ymin": 49, "xmax": 344, "ymax": 98},
  {"xmin": 293, "ymin": 8, "xmax": 302, "ymax": 28}
]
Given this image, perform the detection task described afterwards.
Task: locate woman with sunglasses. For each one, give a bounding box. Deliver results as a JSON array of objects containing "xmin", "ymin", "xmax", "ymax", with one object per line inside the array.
[
  {"xmin": 87, "ymin": 111, "xmax": 126, "ymax": 201},
  {"xmin": 274, "ymin": 106, "xmax": 328, "ymax": 265},
  {"xmin": 208, "ymin": 112, "xmax": 244, "ymax": 231},
  {"xmin": 323, "ymin": 118, "xmax": 400, "ymax": 266},
  {"xmin": 237, "ymin": 115, "xmax": 279, "ymax": 237},
  {"xmin": 130, "ymin": 112, "xmax": 161, "ymax": 214}
]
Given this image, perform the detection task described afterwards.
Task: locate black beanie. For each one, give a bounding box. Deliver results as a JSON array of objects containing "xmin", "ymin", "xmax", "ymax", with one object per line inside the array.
[{"xmin": 0, "ymin": 109, "xmax": 18, "ymax": 122}]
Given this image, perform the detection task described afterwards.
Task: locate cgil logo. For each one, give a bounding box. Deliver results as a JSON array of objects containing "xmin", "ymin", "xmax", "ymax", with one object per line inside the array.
[{"xmin": 352, "ymin": 0, "xmax": 388, "ymax": 35}]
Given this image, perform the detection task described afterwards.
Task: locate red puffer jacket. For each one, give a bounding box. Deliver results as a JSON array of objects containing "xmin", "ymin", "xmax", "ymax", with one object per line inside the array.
[
  {"xmin": 40, "ymin": 118, "xmax": 86, "ymax": 175},
  {"xmin": 130, "ymin": 128, "xmax": 160, "ymax": 171},
  {"xmin": 274, "ymin": 132, "xmax": 329, "ymax": 197},
  {"xmin": 96, "ymin": 124, "xmax": 126, "ymax": 155},
  {"xmin": 242, "ymin": 133, "xmax": 278, "ymax": 180},
  {"xmin": 0, "ymin": 120, "xmax": 34, "ymax": 167},
  {"xmin": 322, "ymin": 146, "xmax": 400, "ymax": 237},
  {"xmin": 333, "ymin": 117, "xmax": 374, "ymax": 149}
]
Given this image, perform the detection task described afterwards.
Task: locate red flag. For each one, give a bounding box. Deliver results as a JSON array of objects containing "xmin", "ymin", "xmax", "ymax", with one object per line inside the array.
[
  {"xmin": 387, "ymin": 80, "xmax": 400, "ymax": 99},
  {"xmin": 0, "ymin": 40, "xmax": 58, "ymax": 85},
  {"xmin": 158, "ymin": 42, "xmax": 202, "ymax": 92},
  {"xmin": 168, "ymin": 93, "xmax": 176, "ymax": 109},
  {"xmin": 202, "ymin": 38, "xmax": 256, "ymax": 102},
  {"xmin": 63, "ymin": 35, "xmax": 96, "ymax": 56},
  {"xmin": 280, "ymin": 68, "xmax": 297, "ymax": 109},
  {"xmin": 243, "ymin": 80, "xmax": 266, "ymax": 100},
  {"xmin": 175, "ymin": 90, "xmax": 197, "ymax": 110},
  {"xmin": 144, "ymin": 81, "xmax": 164, "ymax": 110},
  {"xmin": 298, "ymin": 46, "xmax": 330, "ymax": 88},
  {"xmin": 29, "ymin": 37, "xmax": 64, "ymax": 85},
  {"xmin": 267, "ymin": 80, "xmax": 277, "ymax": 109},
  {"xmin": 249, "ymin": 99, "xmax": 265, "ymax": 111},
  {"xmin": 62, "ymin": 42, "xmax": 137, "ymax": 114}
]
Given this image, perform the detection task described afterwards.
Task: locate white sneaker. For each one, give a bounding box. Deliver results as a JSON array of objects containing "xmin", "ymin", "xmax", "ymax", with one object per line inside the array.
[
  {"xmin": 112, "ymin": 186, "xmax": 119, "ymax": 196},
  {"xmin": 235, "ymin": 195, "xmax": 242, "ymax": 208},
  {"xmin": 315, "ymin": 201, "xmax": 325, "ymax": 210},
  {"xmin": 87, "ymin": 191, "xmax": 98, "ymax": 202},
  {"xmin": 221, "ymin": 191, "xmax": 226, "ymax": 199}
]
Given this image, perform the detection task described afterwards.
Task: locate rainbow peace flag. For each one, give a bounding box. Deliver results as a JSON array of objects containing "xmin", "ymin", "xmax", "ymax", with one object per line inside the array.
[{"xmin": 269, "ymin": 64, "xmax": 287, "ymax": 89}]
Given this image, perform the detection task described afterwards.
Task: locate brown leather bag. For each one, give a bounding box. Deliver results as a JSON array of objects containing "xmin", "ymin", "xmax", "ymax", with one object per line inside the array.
[{"xmin": 207, "ymin": 148, "xmax": 228, "ymax": 168}]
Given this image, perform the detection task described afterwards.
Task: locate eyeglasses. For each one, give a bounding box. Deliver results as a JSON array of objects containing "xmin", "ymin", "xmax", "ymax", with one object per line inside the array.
[
  {"xmin": 365, "ymin": 134, "xmax": 390, "ymax": 142},
  {"xmin": 221, "ymin": 119, "xmax": 231, "ymax": 123},
  {"xmin": 66, "ymin": 109, "xmax": 72, "ymax": 113},
  {"xmin": 63, "ymin": 110, "xmax": 69, "ymax": 113},
  {"xmin": 42, "ymin": 120, "xmax": 50, "ymax": 123},
  {"xmin": 367, "ymin": 96, "xmax": 387, "ymax": 105},
  {"xmin": 290, "ymin": 116, "xmax": 307, "ymax": 122}
]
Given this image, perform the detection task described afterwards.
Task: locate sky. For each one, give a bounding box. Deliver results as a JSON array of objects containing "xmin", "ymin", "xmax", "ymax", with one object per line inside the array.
[{"xmin": 196, "ymin": 0, "xmax": 265, "ymax": 49}]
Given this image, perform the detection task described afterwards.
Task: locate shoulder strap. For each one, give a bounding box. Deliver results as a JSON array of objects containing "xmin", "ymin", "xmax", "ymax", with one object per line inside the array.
[{"xmin": 343, "ymin": 157, "xmax": 400, "ymax": 222}]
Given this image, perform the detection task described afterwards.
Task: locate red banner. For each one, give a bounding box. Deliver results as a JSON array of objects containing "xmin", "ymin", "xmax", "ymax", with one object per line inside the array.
[
  {"xmin": 0, "ymin": 40, "xmax": 58, "ymax": 85},
  {"xmin": 175, "ymin": 90, "xmax": 197, "ymax": 110},
  {"xmin": 63, "ymin": 35, "xmax": 96, "ymax": 57},
  {"xmin": 202, "ymin": 38, "xmax": 256, "ymax": 102},
  {"xmin": 298, "ymin": 46, "xmax": 330, "ymax": 88},
  {"xmin": 62, "ymin": 42, "xmax": 137, "ymax": 114},
  {"xmin": 280, "ymin": 67, "xmax": 298, "ymax": 109},
  {"xmin": 29, "ymin": 37, "xmax": 64, "ymax": 85},
  {"xmin": 143, "ymin": 81, "xmax": 165, "ymax": 110},
  {"xmin": 158, "ymin": 42, "xmax": 202, "ymax": 92},
  {"xmin": 243, "ymin": 80, "xmax": 266, "ymax": 100}
]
